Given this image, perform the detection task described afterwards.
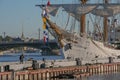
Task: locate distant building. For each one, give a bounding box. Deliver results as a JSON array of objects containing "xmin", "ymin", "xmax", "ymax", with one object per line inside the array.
[
  {"xmin": 21, "ymin": 28, "xmax": 25, "ymax": 41},
  {"xmin": 13, "ymin": 37, "xmax": 24, "ymax": 42}
]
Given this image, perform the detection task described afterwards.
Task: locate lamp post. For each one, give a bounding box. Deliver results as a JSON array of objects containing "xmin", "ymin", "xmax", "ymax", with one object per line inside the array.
[
  {"xmin": 3, "ymin": 32, "xmax": 6, "ymax": 39},
  {"xmin": 38, "ymin": 28, "xmax": 41, "ymax": 40}
]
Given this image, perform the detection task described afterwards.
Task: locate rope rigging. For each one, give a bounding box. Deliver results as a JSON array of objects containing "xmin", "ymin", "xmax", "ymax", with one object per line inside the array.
[
  {"xmin": 64, "ymin": 13, "xmax": 70, "ymax": 30},
  {"xmin": 70, "ymin": 17, "xmax": 76, "ymax": 33},
  {"xmin": 89, "ymin": 14, "xmax": 103, "ymax": 41}
]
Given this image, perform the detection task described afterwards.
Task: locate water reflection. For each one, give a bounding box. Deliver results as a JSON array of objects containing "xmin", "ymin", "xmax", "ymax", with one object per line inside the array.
[
  {"xmin": 42, "ymin": 72, "xmax": 120, "ymax": 80},
  {"xmin": 87, "ymin": 72, "xmax": 120, "ymax": 80}
]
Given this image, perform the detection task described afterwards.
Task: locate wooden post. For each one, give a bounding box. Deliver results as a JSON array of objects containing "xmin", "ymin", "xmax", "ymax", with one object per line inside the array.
[
  {"xmin": 41, "ymin": 73, "xmax": 43, "ymax": 80},
  {"xmin": 90, "ymin": 68, "xmax": 92, "ymax": 74},
  {"xmin": 18, "ymin": 75, "xmax": 20, "ymax": 80},
  {"xmin": 80, "ymin": 0, "xmax": 87, "ymax": 35},
  {"xmin": 115, "ymin": 64, "xmax": 117, "ymax": 72},
  {"xmin": 49, "ymin": 72, "xmax": 51, "ymax": 79}
]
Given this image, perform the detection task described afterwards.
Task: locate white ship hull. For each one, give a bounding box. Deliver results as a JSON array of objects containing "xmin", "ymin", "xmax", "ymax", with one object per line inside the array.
[{"xmin": 62, "ymin": 36, "xmax": 120, "ymax": 63}]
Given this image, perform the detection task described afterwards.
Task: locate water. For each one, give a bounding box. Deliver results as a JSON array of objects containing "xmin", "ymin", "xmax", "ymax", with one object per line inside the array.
[
  {"xmin": 84, "ymin": 73, "xmax": 120, "ymax": 80},
  {"xmin": 0, "ymin": 53, "xmax": 120, "ymax": 80},
  {"xmin": 49, "ymin": 73, "xmax": 120, "ymax": 80},
  {"xmin": 0, "ymin": 52, "xmax": 64, "ymax": 62}
]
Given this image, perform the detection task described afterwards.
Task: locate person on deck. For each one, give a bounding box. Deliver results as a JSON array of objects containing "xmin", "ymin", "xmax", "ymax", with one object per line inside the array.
[{"xmin": 19, "ymin": 54, "xmax": 24, "ymax": 64}]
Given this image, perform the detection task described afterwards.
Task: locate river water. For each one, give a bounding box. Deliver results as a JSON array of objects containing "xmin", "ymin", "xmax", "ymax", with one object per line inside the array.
[
  {"xmin": 0, "ymin": 53, "xmax": 120, "ymax": 80},
  {"xmin": 0, "ymin": 52, "xmax": 64, "ymax": 62},
  {"xmin": 48, "ymin": 72, "xmax": 120, "ymax": 80}
]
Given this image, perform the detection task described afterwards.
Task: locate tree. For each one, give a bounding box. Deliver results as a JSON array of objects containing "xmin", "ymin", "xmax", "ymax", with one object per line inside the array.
[
  {"xmin": 4, "ymin": 36, "xmax": 13, "ymax": 42},
  {"xmin": 0, "ymin": 35, "xmax": 3, "ymax": 42}
]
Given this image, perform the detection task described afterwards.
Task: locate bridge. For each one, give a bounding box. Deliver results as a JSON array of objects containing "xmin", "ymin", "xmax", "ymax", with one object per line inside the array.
[{"xmin": 0, "ymin": 40, "xmax": 60, "ymax": 51}]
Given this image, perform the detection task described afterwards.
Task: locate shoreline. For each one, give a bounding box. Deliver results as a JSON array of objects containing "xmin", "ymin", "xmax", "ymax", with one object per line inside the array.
[{"xmin": 0, "ymin": 62, "xmax": 120, "ymax": 80}]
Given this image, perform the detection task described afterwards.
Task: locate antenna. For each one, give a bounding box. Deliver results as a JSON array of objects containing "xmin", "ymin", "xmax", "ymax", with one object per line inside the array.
[{"xmin": 21, "ymin": 22, "xmax": 25, "ymax": 40}]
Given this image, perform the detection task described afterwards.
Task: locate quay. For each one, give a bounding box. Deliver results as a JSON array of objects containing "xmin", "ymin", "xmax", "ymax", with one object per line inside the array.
[{"xmin": 0, "ymin": 60, "xmax": 120, "ymax": 80}]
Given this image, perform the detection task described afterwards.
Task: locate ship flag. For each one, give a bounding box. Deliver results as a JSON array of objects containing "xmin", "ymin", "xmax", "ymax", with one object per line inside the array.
[
  {"xmin": 42, "ymin": 17, "xmax": 47, "ymax": 23},
  {"xmin": 42, "ymin": 0, "xmax": 51, "ymax": 16},
  {"xmin": 47, "ymin": 0, "xmax": 50, "ymax": 6},
  {"xmin": 42, "ymin": 8, "xmax": 48, "ymax": 17},
  {"xmin": 42, "ymin": 23, "xmax": 46, "ymax": 29},
  {"xmin": 46, "ymin": 24, "xmax": 49, "ymax": 29},
  {"xmin": 43, "ymin": 31, "xmax": 49, "ymax": 44},
  {"xmin": 41, "ymin": 1, "xmax": 51, "ymax": 35},
  {"xmin": 42, "ymin": 17, "xmax": 47, "ymax": 29},
  {"xmin": 42, "ymin": 23, "xmax": 49, "ymax": 30}
]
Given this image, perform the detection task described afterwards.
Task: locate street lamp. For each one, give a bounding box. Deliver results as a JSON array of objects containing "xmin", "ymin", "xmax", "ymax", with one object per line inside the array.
[
  {"xmin": 38, "ymin": 28, "xmax": 41, "ymax": 40},
  {"xmin": 3, "ymin": 32, "xmax": 6, "ymax": 39}
]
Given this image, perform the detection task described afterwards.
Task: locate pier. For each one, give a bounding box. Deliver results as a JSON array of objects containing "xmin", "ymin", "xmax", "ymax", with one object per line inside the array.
[{"xmin": 0, "ymin": 62, "xmax": 120, "ymax": 80}]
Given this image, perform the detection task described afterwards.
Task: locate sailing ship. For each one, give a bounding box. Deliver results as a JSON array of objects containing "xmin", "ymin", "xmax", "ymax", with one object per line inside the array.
[{"xmin": 36, "ymin": 0, "xmax": 120, "ymax": 64}]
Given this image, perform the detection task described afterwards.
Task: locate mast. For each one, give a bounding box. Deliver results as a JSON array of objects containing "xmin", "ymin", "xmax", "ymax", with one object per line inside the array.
[
  {"xmin": 103, "ymin": 0, "xmax": 109, "ymax": 43},
  {"xmin": 80, "ymin": 0, "xmax": 87, "ymax": 35}
]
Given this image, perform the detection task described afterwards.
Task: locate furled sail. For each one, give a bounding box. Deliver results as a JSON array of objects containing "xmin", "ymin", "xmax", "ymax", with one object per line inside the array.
[
  {"xmin": 92, "ymin": 4, "xmax": 120, "ymax": 17},
  {"xmin": 61, "ymin": 4, "xmax": 98, "ymax": 15},
  {"xmin": 36, "ymin": 3, "xmax": 120, "ymax": 18},
  {"xmin": 36, "ymin": 4, "xmax": 98, "ymax": 18},
  {"xmin": 92, "ymin": 8, "xmax": 113, "ymax": 17},
  {"xmin": 107, "ymin": 4, "xmax": 120, "ymax": 15},
  {"xmin": 36, "ymin": 5, "xmax": 60, "ymax": 16}
]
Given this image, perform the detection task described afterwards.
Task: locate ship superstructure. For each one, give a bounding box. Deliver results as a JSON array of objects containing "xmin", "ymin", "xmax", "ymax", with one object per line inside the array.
[{"xmin": 36, "ymin": 0, "xmax": 120, "ymax": 63}]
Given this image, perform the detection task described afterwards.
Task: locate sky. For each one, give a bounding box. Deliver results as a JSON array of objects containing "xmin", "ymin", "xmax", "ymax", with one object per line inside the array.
[
  {"xmin": 0, "ymin": 0, "xmax": 98, "ymax": 39},
  {"xmin": 0, "ymin": 0, "xmax": 119, "ymax": 39},
  {"xmin": 0, "ymin": 0, "xmax": 42, "ymax": 39}
]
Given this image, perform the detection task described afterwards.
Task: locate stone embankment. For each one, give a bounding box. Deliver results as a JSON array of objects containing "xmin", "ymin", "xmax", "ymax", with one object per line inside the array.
[{"xmin": 0, "ymin": 60, "xmax": 120, "ymax": 80}]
